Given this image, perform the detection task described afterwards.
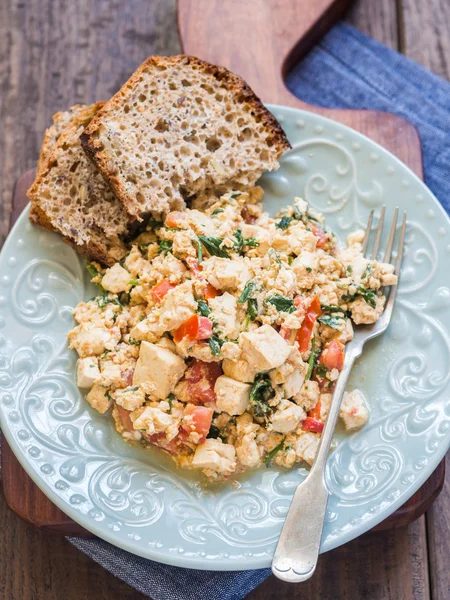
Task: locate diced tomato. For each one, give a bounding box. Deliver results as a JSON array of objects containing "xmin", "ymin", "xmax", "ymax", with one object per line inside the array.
[
  {"xmin": 296, "ymin": 296, "xmax": 322, "ymax": 353},
  {"xmin": 311, "ymin": 225, "xmax": 329, "ymax": 249},
  {"xmin": 165, "ymin": 211, "xmax": 188, "ymax": 229},
  {"xmin": 121, "ymin": 368, "xmax": 135, "ymax": 387},
  {"xmin": 302, "ymin": 417, "xmax": 324, "ymax": 433},
  {"xmin": 173, "ymin": 315, "xmax": 213, "ymax": 343},
  {"xmin": 186, "ymin": 257, "xmax": 202, "ymax": 275},
  {"xmin": 241, "ymin": 206, "xmax": 257, "ymax": 224},
  {"xmin": 294, "ymin": 295, "xmax": 307, "ymax": 315},
  {"xmin": 204, "ymin": 283, "xmax": 220, "ymax": 299},
  {"xmin": 152, "ymin": 279, "xmax": 176, "ymax": 301},
  {"xmin": 319, "ymin": 340, "xmax": 345, "ymax": 371},
  {"xmin": 143, "ymin": 432, "xmax": 179, "ymax": 454},
  {"xmin": 182, "ymin": 404, "xmax": 214, "ymax": 440},
  {"xmin": 114, "ymin": 404, "xmax": 134, "ymax": 432},
  {"xmin": 179, "ymin": 360, "xmax": 222, "ymax": 405},
  {"xmin": 307, "ymin": 399, "xmax": 322, "ymax": 421}
]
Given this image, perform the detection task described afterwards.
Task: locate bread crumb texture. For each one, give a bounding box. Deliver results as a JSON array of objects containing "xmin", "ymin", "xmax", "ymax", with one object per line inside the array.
[{"xmin": 81, "ymin": 55, "xmax": 291, "ymax": 219}]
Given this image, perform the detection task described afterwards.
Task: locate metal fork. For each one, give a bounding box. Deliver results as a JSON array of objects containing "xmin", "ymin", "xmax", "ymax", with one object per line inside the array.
[{"xmin": 271, "ymin": 207, "xmax": 407, "ymax": 583}]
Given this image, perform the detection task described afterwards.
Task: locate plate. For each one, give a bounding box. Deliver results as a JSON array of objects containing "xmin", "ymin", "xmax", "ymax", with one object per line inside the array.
[{"xmin": 0, "ymin": 106, "xmax": 449, "ymax": 571}]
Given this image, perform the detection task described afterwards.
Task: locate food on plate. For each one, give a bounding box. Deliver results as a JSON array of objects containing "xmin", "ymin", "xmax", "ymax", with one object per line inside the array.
[
  {"xmin": 28, "ymin": 103, "xmax": 129, "ymax": 265},
  {"xmin": 80, "ymin": 55, "xmax": 290, "ymax": 220},
  {"xmin": 68, "ymin": 191, "xmax": 397, "ymax": 479}
]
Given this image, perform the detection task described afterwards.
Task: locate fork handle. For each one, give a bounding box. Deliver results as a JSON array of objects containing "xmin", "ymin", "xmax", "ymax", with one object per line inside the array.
[{"xmin": 271, "ymin": 349, "xmax": 358, "ymax": 583}]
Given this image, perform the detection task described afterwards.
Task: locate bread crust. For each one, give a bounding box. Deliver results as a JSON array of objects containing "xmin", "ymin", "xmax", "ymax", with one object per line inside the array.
[{"xmin": 81, "ymin": 55, "xmax": 291, "ymax": 218}]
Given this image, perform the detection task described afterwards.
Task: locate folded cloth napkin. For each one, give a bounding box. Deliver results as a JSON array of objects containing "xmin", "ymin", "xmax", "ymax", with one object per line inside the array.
[{"xmin": 69, "ymin": 21, "xmax": 450, "ymax": 600}]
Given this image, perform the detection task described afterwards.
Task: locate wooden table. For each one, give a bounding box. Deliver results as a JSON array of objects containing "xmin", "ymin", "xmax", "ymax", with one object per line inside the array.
[{"xmin": 0, "ymin": 1, "xmax": 449, "ymax": 598}]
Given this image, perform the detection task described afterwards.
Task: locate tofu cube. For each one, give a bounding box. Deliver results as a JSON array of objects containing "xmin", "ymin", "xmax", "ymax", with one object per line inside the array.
[
  {"xmin": 69, "ymin": 323, "xmax": 120, "ymax": 357},
  {"xmin": 283, "ymin": 368, "xmax": 306, "ymax": 399},
  {"xmin": 76, "ymin": 357, "xmax": 100, "ymax": 388},
  {"xmin": 240, "ymin": 224, "xmax": 271, "ymax": 256},
  {"xmin": 240, "ymin": 325, "xmax": 291, "ymax": 371},
  {"xmin": 293, "ymin": 380, "xmax": 320, "ymax": 412},
  {"xmin": 191, "ymin": 438, "xmax": 236, "ymax": 475},
  {"xmin": 129, "ymin": 313, "xmax": 164, "ymax": 342},
  {"xmin": 222, "ymin": 358, "xmax": 258, "ymax": 383},
  {"xmin": 295, "ymin": 432, "xmax": 320, "ymax": 465},
  {"xmin": 339, "ymin": 390, "xmax": 369, "ymax": 431},
  {"xmin": 159, "ymin": 281, "xmax": 197, "ymax": 330},
  {"xmin": 236, "ymin": 433, "xmax": 262, "ymax": 468},
  {"xmin": 215, "ymin": 375, "xmax": 251, "ymax": 415},
  {"xmin": 132, "ymin": 341, "xmax": 187, "ymax": 399},
  {"xmin": 86, "ymin": 385, "xmax": 112, "ymax": 414},
  {"xmin": 114, "ymin": 386, "xmax": 146, "ymax": 411},
  {"xmin": 101, "ymin": 264, "xmax": 132, "ymax": 293},
  {"xmin": 204, "ymin": 257, "xmax": 251, "ymax": 291},
  {"xmin": 209, "ymin": 292, "xmax": 238, "ymax": 338},
  {"xmin": 132, "ymin": 406, "xmax": 174, "ymax": 435},
  {"xmin": 271, "ymin": 400, "xmax": 306, "ymax": 433}
]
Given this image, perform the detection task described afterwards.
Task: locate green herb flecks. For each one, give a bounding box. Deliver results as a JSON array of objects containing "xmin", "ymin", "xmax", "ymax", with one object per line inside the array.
[
  {"xmin": 362, "ymin": 264, "xmax": 373, "ymax": 280},
  {"xmin": 198, "ymin": 236, "xmax": 230, "ymax": 258},
  {"xmin": 342, "ymin": 285, "xmax": 377, "ymax": 309},
  {"xmin": 305, "ymin": 338, "xmax": 320, "ymax": 381},
  {"xmin": 346, "ymin": 265, "xmax": 353, "ymax": 275},
  {"xmin": 318, "ymin": 314, "xmax": 344, "ymax": 330},
  {"xmin": 207, "ymin": 424, "xmax": 226, "ymax": 441},
  {"xmin": 269, "ymin": 249, "xmax": 282, "ymax": 266},
  {"xmin": 168, "ymin": 393, "xmax": 175, "ymax": 411},
  {"xmin": 209, "ymin": 334, "xmax": 224, "ymax": 356},
  {"xmin": 264, "ymin": 440, "xmax": 285, "ymax": 466},
  {"xmin": 211, "ymin": 208, "xmax": 225, "ymax": 217},
  {"xmin": 238, "ymin": 280, "xmax": 256, "ymax": 304},
  {"xmin": 128, "ymin": 337, "xmax": 141, "ymax": 346},
  {"xmin": 194, "ymin": 238, "xmax": 203, "ymax": 264},
  {"xmin": 197, "ymin": 300, "xmax": 211, "ymax": 317},
  {"xmin": 233, "ymin": 229, "xmax": 260, "ymax": 253},
  {"xmin": 159, "ymin": 240, "xmax": 173, "ymax": 255},
  {"xmin": 321, "ymin": 304, "xmax": 345, "ymax": 313},
  {"xmin": 266, "ymin": 294, "xmax": 296, "ymax": 314},
  {"xmin": 250, "ymin": 374, "xmax": 274, "ymax": 419},
  {"xmin": 86, "ymin": 263, "xmax": 107, "ymax": 294},
  {"xmin": 276, "ymin": 216, "xmax": 293, "ymax": 230},
  {"xmin": 315, "ymin": 364, "xmax": 328, "ymax": 378},
  {"xmin": 147, "ymin": 218, "xmax": 164, "ymax": 230},
  {"xmin": 128, "ymin": 279, "xmax": 139, "ymax": 287}
]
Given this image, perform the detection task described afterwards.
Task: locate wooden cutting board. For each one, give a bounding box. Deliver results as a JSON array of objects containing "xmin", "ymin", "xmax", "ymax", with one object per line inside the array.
[{"xmin": 1, "ymin": 0, "xmax": 444, "ymax": 537}]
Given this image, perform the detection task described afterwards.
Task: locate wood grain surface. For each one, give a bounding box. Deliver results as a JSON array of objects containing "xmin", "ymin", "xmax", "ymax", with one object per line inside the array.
[{"xmin": 0, "ymin": 1, "xmax": 449, "ymax": 599}]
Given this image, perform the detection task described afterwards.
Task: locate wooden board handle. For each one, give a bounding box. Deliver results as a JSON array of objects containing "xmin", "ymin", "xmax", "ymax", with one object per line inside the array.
[{"xmin": 178, "ymin": 0, "xmax": 353, "ymax": 107}]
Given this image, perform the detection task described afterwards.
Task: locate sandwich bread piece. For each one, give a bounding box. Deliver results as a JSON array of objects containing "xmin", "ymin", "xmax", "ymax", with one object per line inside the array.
[
  {"xmin": 28, "ymin": 103, "xmax": 130, "ymax": 265},
  {"xmin": 81, "ymin": 55, "xmax": 291, "ymax": 220}
]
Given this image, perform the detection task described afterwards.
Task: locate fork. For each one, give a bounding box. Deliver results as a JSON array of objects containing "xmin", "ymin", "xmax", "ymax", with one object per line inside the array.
[{"xmin": 271, "ymin": 206, "xmax": 407, "ymax": 583}]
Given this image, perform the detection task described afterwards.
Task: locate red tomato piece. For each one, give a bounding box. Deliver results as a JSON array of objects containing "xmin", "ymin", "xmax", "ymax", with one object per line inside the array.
[
  {"xmin": 319, "ymin": 340, "xmax": 345, "ymax": 371},
  {"xmin": 241, "ymin": 206, "xmax": 257, "ymax": 224},
  {"xmin": 165, "ymin": 211, "xmax": 188, "ymax": 229},
  {"xmin": 307, "ymin": 398, "xmax": 322, "ymax": 421},
  {"xmin": 296, "ymin": 296, "xmax": 322, "ymax": 353},
  {"xmin": 182, "ymin": 404, "xmax": 214, "ymax": 440},
  {"xmin": 204, "ymin": 283, "xmax": 220, "ymax": 299},
  {"xmin": 142, "ymin": 432, "xmax": 180, "ymax": 454},
  {"xmin": 180, "ymin": 360, "xmax": 222, "ymax": 405},
  {"xmin": 311, "ymin": 225, "xmax": 329, "ymax": 249},
  {"xmin": 279, "ymin": 325, "xmax": 292, "ymax": 341},
  {"xmin": 114, "ymin": 404, "xmax": 134, "ymax": 433},
  {"xmin": 173, "ymin": 315, "xmax": 213, "ymax": 343},
  {"xmin": 302, "ymin": 417, "xmax": 324, "ymax": 433},
  {"xmin": 152, "ymin": 279, "xmax": 176, "ymax": 302},
  {"xmin": 186, "ymin": 257, "xmax": 202, "ymax": 275}
]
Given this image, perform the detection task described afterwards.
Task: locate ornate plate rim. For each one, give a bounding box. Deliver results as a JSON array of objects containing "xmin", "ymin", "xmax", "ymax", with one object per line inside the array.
[{"xmin": 0, "ymin": 104, "xmax": 449, "ymax": 570}]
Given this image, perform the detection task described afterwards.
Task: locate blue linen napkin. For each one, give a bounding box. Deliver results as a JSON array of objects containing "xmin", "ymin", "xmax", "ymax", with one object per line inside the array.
[{"xmin": 69, "ymin": 22, "xmax": 450, "ymax": 600}]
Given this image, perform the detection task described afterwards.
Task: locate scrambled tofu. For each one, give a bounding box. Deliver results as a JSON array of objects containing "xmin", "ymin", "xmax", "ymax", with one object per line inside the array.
[{"xmin": 68, "ymin": 189, "xmax": 396, "ymax": 479}]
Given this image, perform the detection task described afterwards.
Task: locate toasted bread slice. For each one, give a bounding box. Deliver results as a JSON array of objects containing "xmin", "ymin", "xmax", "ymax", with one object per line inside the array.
[
  {"xmin": 81, "ymin": 55, "xmax": 290, "ymax": 220},
  {"xmin": 28, "ymin": 103, "xmax": 129, "ymax": 265}
]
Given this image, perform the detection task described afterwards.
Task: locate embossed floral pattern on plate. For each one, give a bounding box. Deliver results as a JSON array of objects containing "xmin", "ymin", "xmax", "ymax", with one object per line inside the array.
[{"xmin": 0, "ymin": 106, "xmax": 449, "ymax": 570}]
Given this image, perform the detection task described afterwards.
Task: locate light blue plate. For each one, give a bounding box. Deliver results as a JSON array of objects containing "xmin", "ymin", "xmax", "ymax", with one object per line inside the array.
[{"xmin": 1, "ymin": 106, "xmax": 449, "ymax": 571}]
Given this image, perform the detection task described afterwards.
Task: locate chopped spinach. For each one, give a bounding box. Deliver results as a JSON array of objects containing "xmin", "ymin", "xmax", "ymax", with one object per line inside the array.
[
  {"xmin": 159, "ymin": 240, "xmax": 173, "ymax": 255},
  {"xmin": 321, "ymin": 304, "xmax": 345, "ymax": 313},
  {"xmin": 233, "ymin": 229, "xmax": 260, "ymax": 253},
  {"xmin": 276, "ymin": 216, "xmax": 293, "ymax": 230},
  {"xmin": 266, "ymin": 294, "xmax": 296, "ymax": 314},
  {"xmin": 305, "ymin": 338, "xmax": 320, "ymax": 381},
  {"xmin": 342, "ymin": 285, "xmax": 377, "ymax": 309},
  {"xmin": 269, "ymin": 249, "xmax": 282, "ymax": 266},
  {"xmin": 362, "ymin": 264, "xmax": 373, "ymax": 279},
  {"xmin": 207, "ymin": 424, "xmax": 226, "ymax": 441},
  {"xmin": 86, "ymin": 263, "xmax": 106, "ymax": 293},
  {"xmin": 247, "ymin": 297, "xmax": 258, "ymax": 321},
  {"xmin": 211, "ymin": 208, "xmax": 224, "ymax": 217},
  {"xmin": 346, "ymin": 265, "xmax": 353, "ymax": 275},
  {"xmin": 128, "ymin": 279, "xmax": 139, "ymax": 286},
  {"xmin": 198, "ymin": 236, "xmax": 230, "ymax": 258},
  {"xmin": 194, "ymin": 238, "xmax": 203, "ymax": 264},
  {"xmin": 264, "ymin": 440, "xmax": 285, "ymax": 466},
  {"xmin": 197, "ymin": 300, "xmax": 211, "ymax": 317},
  {"xmin": 128, "ymin": 337, "xmax": 141, "ymax": 346},
  {"xmin": 238, "ymin": 280, "xmax": 257, "ymax": 304},
  {"xmin": 147, "ymin": 218, "xmax": 164, "ymax": 230},
  {"xmin": 318, "ymin": 314, "xmax": 344, "ymax": 329},
  {"xmin": 209, "ymin": 334, "xmax": 224, "ymax": 356},
  {"xmin": 315, "ymin": 364, "xmax": 328, "ymax": 378},
  {"xmin": 168, "ymin": 393, "xmax": 175, "ymax": 411},
  {"xmin": 250, "ymin": 374, "xmax": 274, "ymax": 418},
  {"xmin": 306, "ymin": 266, "xmax": 312, "ymax": 273}
]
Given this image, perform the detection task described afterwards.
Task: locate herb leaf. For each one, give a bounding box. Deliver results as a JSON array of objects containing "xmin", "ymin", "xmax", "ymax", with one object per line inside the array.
[
  {"xmin": 321, "ymin": 304, "xmax": 345, "ymax": 313},
  {"xmin": 276, "ymin": 216, "xmax": 293, "ymax": 230},
  {"xmin": 342, "ymin": 285, "xmax": 377, "ymax": 309},
  {"xmin": 250, "ymin": 374, "xmax": 274, "ymax": 418},
  {"xmin": 264, "ymin": 441, "xmax": 285, "ymax": 466},
  {"xmin": 318, "ymin": 314, "xmax": 344, "ymax": 329},
  {"xmin": 207, "ymin": 424, "xmax": 226, "ymax": 441},
  {"xmin": 197, "ymin": 300, "xmax": 211, "ymax": 317},
  {"xmin": 305, "ymin": 338, "xmax": 320, "ymax": 380},
  {"xmin": 198, "ymin": 236, "xmax": 230, "ymax": 258},
  {"xmin": 209, "ymin": 334, "xmax": 224, "ymax": 356},
  {"xmin": 247, "ymin": 297, "xmax": 258, "ymax": 321},
  {"xmin": 195, "ymin": 238, "xmax": 203, "ymax": 264},
  {"xmin": 211, "ymin": 208, "xmax": 224, "ymax": 217},
  {"xmin": 266, "ymin": 294, "xmax": 295, "ymax": 314},
  {"xmin": 238, "ymin": 280, "xmax": 256, "ymax": 304},
  {"xmin": 159, "ymin": 240, "xmax": 173, "ymax": 255}
]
